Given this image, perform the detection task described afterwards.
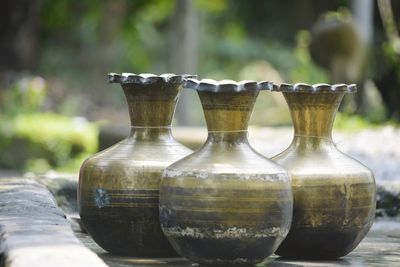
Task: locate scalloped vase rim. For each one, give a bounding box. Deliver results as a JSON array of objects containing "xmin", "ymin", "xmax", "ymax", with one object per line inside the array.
[
  {"xmin": 272, "ymin": 82, "xmax": 357, "ymax": 93},
  {"xmin": 107, "ymin": 73, "xmax": 356, "ymax": 93},
  {"xmin": 108, "ymin": 72, "xmax": 196, "ymax": 84},
  {"xmin": 183, "ymin": 78, "xmax": 273, "ymax": 92}
]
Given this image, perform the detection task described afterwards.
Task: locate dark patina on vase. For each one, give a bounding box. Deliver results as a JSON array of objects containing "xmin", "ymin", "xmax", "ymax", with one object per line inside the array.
[
  {"xmin": 159, "ymin": 79, "xmax": 293, "ymax": 265},
  {"xmin": 78, "ymin": 73, "xmax": 193, "ymax": 256},
  {"xmin": 272, "ymin": 83, "xmax": 376, "ymax": 259}
]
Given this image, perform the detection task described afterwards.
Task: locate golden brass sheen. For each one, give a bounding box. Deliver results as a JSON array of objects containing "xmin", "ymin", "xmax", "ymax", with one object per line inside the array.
[
  {"xmin": 159, "ymin": 79, "xmax": 293, "ymax": 265},
  {"xmin": 78, "ymin": 73, "xmax": 193, "ymax": 256},
  {"xmin": 272, "ymin": 83, "xmax": 376, "ymax": 259}
]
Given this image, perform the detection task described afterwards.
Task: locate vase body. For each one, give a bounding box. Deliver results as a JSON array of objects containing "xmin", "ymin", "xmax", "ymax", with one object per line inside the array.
[
  {"xmin": 272, "ymin": 84, "xmax": 376, "ymax": 259},
  {"xmin": 159, "ymin": 80, "xmax": 293, "ymax": 265},
  {"xmin": 78, "ymin": 73, "xmax": 193, "ymax": 256}
]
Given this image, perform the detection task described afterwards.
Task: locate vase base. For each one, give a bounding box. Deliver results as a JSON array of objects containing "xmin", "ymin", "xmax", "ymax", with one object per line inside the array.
[
  {"xmin": 276, "ymin": 225, "xmax": 372, "ymax": 260},
  {"xmin": 167, "ymin": 236, "xmax": 280, "ymax": 265},
  {"xmin": 81, "ymin": 213, "xmax": 178, "ymax": 257}
]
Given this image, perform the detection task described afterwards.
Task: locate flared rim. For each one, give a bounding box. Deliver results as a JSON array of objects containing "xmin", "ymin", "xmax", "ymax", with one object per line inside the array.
[
  {"xmin": 108, "ymin": 73, "xmax": 197, "ymax": 84},
  {"xmin": 184, "ymin": 78, "xmax": 273, "ymax": 93},
  {"xmin": 272, "ymin": 83, "xmax": 357, "ymax": 93}
]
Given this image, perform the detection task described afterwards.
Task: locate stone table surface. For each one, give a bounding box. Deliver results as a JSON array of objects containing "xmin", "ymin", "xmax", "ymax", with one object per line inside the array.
[
  {"xmin": 75, "ymin": 220, "xmax": 400, "ymax": 267},
  {"xmin": 1, "ymin": 173, "xmax": 398, "ymax": 266}
]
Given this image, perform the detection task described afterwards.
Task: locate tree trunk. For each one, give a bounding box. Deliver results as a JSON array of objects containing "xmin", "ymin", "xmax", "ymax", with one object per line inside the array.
[
  {"xmin": 350, "ymin": 0, "xmax": 374, "ymax": 115},
  {"xmin": 375, "ymin": 0, "xmax": 400, "ymax": 120},
  {"xmin": 0, "ymin": 0, "xmax": 40, "ymax": 75},
  {"xmin": 168, "ymin": 0, "xmax": 198, "ymax": 126}
]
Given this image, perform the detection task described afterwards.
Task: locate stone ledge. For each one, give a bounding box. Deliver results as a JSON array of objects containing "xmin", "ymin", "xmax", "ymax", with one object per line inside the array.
[
  {"xmin": 0, "ymin": 178, "xmax": 107, "ymax": 267},
  {"xmin": 31, "ymin": 172, "xmax": 78, "ymax": 214},
  {"xmin": 1, "ymin": 174, "xmax": 399, "ymax": 266}
]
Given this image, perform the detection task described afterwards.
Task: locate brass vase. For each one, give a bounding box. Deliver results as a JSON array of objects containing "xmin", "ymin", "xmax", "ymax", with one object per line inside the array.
[
  {"xmin": 272, "ymin": 83, "xmax": 376, "ymax": 259},
  {"xmin": 159, "ymin": 79, "xmax": 293, "ymax": 265},
  {"xmin": 78, "ymin": 73, "xmax": 193, "ymax": 256}
]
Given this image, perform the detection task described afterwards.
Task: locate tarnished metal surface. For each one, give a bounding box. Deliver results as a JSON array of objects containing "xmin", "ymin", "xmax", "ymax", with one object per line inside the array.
[
  {"xmin": 78, "ymin": 73, "xmax": 193, "ymax": 256},
  {"xmin": 159, "ymin": 79, "xmax": 293, "ymax": 265},
  {"xmin": 272, "ymin": 84, "xmax": 376, "ymax": 259}
]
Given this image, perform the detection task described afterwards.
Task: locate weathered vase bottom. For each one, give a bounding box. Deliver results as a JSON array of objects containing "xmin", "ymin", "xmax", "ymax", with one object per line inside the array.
[
  {"xmin": 165, "ymin": 236, "xmax": 281, "ymax": 265},
  {"xmin": 81, "ymin": 215, "xmax": 178, "ymax": 257},
  {"xmin": 276, "ymin": 225, "xmax": 371, "ymax": 259}
]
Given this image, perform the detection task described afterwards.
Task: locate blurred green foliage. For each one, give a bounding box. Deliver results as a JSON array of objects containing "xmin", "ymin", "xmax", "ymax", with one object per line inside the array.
[
  {"xmin": 33, "ymin": 0, "xmax": 338, "ymax": 129},
  {"xmin": 334, "ymin": 113, "xmax": 398, "ymax": 132},
  {"xmin": 2, "ymin": 0, "xmax": 394, "ymax": 173},
  {"xmin": 37, "ymin": 0, "xmax": 330, "ymax": 88},
  {"xmin": 291, "ymin": 30, "xmax": 329, "ymax": 83},
  {"xmin": 334, "ymin": 113, "xmax": 376, "ymax": 132},
  {"xmin": 2, "ymin": 77, "xmax": 47, "ymax": 116},
  {"xmin": 0, "ymin": 77, "xmax": 98, "ymax": 173}
]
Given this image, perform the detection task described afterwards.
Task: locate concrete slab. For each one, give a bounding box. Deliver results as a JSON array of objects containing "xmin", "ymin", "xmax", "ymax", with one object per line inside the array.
[{"xmin": 0, "ymin": 178, "xmax": 107, "ymax": 267}]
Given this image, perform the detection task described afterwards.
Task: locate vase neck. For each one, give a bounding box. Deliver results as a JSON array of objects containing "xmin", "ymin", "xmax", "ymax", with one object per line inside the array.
[
  {"xmin": 129, "ymin": 126, "xmax": 173, "ymax": 141},
  {"xmin": 290, "ymin": 136, "xmax": 335, "ymax": 151},
  {"xmin": 284, "ymin": 92, "xmax": 344, "ymax": 140},
  {"xmin": 198, "ymin": 90, "xmax": 259, "ymax": 132},
  {"xmin": 205, "ymin": 131, "xmax": 249, "ymax": 145},
  {"xmin": 121, "ymin": 83, "xmax": 180, "ymax": 127}
]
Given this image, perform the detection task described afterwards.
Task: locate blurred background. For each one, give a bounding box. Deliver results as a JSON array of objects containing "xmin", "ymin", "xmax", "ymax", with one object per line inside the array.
[{"xmin": 0, "ymin": 0, "xmax": 399, "ymax": 174}]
